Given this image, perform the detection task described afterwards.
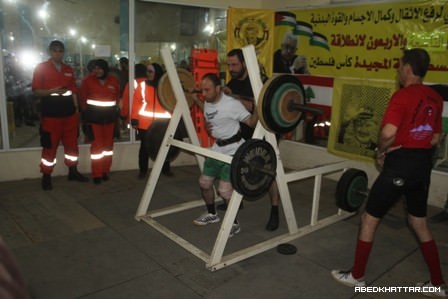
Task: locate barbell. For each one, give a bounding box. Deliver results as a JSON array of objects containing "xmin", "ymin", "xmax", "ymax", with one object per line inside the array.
[
  {"xmin": 158, "ymin": 70, "xmax": 321, "ymax": 134},
  {"xmin": 156, "ymin": 71, "xmax": 363, "ymax": 204}
]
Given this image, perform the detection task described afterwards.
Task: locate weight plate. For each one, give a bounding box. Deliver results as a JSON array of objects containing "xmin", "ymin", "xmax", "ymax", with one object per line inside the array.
[
  {"xmin": 277, "ymin": 243, "xmax": 297, "ymax": 255},
  {"xmin": 144, "ymin": 119, "xmax": 187, "ymax": 162},
  {"xmin": 257, "ymin": 75, "xmax": 305, "ymax": 134},
  {"xmin": 336, "ymin": 168, "xmax": 368, "ymax": 212},
  {"xmin": 157, "ymin": 68, "xmax": 196, "ymax": 112},
  {"xmin": 230, "ymin": 139, "xmax": 277, "ymax": 198}
]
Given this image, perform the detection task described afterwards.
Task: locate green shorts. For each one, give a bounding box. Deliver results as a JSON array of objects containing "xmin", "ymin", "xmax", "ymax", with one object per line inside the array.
[{"xmin": 203, "ymin": 158, "xmax": 231, "ymax": 181}]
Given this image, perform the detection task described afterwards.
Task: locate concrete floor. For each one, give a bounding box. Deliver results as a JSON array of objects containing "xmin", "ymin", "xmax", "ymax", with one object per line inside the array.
[{"xmin": 0, "ymin": 165, "xmax": 447, "ymax": 299}]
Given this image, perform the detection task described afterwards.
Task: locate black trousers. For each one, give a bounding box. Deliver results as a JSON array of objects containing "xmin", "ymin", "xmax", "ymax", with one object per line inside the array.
[{"xmin": 137, "ymin": 128, "xmax": 170, "ymax": 174}]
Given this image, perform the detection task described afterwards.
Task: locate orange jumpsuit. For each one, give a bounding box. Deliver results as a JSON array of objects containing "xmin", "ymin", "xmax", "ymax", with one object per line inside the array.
[{"xmin": 79, "ymin": 74, "xmax": 120, "ymax": 179}]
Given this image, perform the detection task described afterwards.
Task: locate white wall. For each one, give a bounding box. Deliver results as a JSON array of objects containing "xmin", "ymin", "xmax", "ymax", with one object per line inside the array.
[
  {"xmin": 0, "ymin": 143, "xmax": 197, "ymax": 181},
  {"xmin": 279, "ymin": 140, "xmax": 448, "ymax": 208},
  {"xmin": 1, "ymin": 140, "xmax": 446, "ymax": 208}
]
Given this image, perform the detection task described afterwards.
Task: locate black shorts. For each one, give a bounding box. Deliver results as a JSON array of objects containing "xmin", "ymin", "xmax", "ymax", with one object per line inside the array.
[{"xmin": 365, "ymin": 148, "xmax": 432, "ymax": 218}]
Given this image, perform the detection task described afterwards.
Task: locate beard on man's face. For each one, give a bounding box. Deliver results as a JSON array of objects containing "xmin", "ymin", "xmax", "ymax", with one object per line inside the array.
[{"xmin": 229, "ymin": 68, "xmax": 246, "ymax": 80}]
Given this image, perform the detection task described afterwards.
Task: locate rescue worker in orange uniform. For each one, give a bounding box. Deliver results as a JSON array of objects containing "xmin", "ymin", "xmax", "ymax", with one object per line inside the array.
[
  {"xmin": 130, "ymin": 63, "xmax": 172, "ymax": 178},
  {"xmin": 32, "ymin": 40, "xmax": 89, "ymax": 190},
  {"xmin": 120, "ymin": 63, "xmax": 147, "ymax": 124},
  {"xmin": 79, "ymin": 59, "xmax": 120, "ymax": 184}
]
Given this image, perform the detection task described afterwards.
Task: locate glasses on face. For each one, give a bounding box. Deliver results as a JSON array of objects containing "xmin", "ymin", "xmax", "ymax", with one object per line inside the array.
[{"xmin": 146, "ymin": 70, "xmax": 154, "ymax": 73}]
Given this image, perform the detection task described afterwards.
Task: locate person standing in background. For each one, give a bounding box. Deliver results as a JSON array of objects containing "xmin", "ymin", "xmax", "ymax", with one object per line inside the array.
[
  {"xmin": 130, "ymin": 63, "xmax": 173, "ymax": 178},
  {"xmin": 32, "ymin": 40, "xmax": 89, "ymax": 190},
  {"xmin": 120, "ymin": 63, "xmax": 147, "ymax": 128},
  {"xmin": 79, "ymin": 59, "xmax": 120, "ymax": 184}
]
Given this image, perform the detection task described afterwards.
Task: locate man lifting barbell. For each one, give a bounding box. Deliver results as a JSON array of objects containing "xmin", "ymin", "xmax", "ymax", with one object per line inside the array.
[
  {"xmin": 193, "ymin": 73, "xmax": 258, "ymax": 237},
  {"xmin": 221, "ymin": 48, "xmax": 283, "ymax": 231}
]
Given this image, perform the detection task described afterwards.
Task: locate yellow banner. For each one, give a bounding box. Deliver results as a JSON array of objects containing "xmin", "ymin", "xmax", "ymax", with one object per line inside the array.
[
  {"xmin": 328, "ymin": 78, "xmax": 396, "ymax": 163},
  {"xmin": 227, "ymin": 7, "xmax": 275, "ymax": 77},
  {"xmin": 292, "ymin": 1, "xmax": 448, "ymax": 82}
]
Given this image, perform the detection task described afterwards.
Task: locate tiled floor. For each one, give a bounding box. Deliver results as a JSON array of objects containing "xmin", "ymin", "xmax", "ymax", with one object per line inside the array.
[{"xmin": 1, "ymin": 166, "xmax": 447, "ymax": 299}]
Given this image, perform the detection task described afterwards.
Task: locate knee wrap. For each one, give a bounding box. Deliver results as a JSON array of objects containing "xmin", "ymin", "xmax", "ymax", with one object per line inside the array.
[
  {"xmin": 218, "ymin": 181, "xmax": 233, "ymax": 200},
  {"xmin": 199, "ymin": 175, "xmax": 214, "ymax": 190}
]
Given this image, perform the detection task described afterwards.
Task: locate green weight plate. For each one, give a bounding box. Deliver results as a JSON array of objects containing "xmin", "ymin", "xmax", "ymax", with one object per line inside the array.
[
  {"xmin": 257, "ymin": 75, "xmax": 305, "ymax": 134},
  {"xmin": 335, "ymin": 168, "xmax": 368, "ymax": 212}
]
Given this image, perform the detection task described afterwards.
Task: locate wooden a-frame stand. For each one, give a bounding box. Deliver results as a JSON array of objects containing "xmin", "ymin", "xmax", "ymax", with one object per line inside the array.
[{"xmin": 135, "ymin": 45, "xmax": 354, "ymax": 271}]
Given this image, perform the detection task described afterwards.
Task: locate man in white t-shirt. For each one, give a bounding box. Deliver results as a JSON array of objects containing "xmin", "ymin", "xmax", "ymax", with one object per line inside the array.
[{"xmin": 193, "ymin": 73, "xmax": 258, "ymax": 237}]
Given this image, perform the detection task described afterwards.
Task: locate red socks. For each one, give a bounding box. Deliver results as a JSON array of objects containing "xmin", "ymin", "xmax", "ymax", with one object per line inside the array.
[
  {"xmin": 350, "ymin": 239, "xmax": 445, "ymax": 285},
  {"xmin": 421, "ymin": 240, "xmax": 445, "ymax": 286},
  {"xmin": 351, "ymin": 239, "xmax": 373, "ymax": 279}
]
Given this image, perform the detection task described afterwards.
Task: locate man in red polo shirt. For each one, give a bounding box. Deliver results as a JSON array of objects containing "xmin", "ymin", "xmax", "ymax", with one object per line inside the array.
[{"xmin": 32, "ymin": 40, "xmax": 88, "ymax": 190}]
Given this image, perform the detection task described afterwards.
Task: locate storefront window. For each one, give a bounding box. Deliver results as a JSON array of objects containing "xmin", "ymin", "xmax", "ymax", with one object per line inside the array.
[
  {"xmin": 0, "ymin": 0, "xmax": 126, "ymax": 148},
  {"xmin": 134, "ymin": 2, "xmax": 226, "ymax": 73}
]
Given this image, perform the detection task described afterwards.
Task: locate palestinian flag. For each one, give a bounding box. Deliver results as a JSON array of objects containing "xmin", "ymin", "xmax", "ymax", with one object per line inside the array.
[
  {"xmin": 294, "ymin": 21, "xmax": 313, "ymax": 38},
  {"xmin": 275, "ymin": 11, "xmax": 296, "ymax": 27},
  {"xmin": 310, "ymin": 32, "xmax": 330, "ymax": 50}
]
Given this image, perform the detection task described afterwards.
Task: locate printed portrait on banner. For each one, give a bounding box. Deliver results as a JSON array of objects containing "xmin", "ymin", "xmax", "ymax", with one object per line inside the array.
[
  {"xmin": 273, "ymin": 11, "xmax": 331, "ymax": 75},
  {"xmin": 227, "ymin": 7, "xmax": 274, "ymax": 78},
  {"xmin": 328, "ymin": 78, "xmax": 396, "ymax": 162}
]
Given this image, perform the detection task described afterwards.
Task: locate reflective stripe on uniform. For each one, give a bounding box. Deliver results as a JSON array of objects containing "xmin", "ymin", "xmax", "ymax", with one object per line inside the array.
[
  {"xmin": 138, "ymin": 82, "xmax": 171, "ymax": 119},
  {"xmin": 65, "ymin": 154, "xmax": 78, "ymax": 162},
  {"xmin": 50, "ymin": 90, "xmax": 73, "ymax": 96},
  {"xmin": 41, "ymin": 158, "xmax": 57, "ymax": 166},
  {"xmin": 91, "ymin": 153, "xmax": 104, "ymax": 160},
  {"xmin": 103, "ymin": 150, "xmax": 113, "ymax": 156},
  {"xmin": 86, "ymin": 99, "xmax": 116, "ymax": 107}
]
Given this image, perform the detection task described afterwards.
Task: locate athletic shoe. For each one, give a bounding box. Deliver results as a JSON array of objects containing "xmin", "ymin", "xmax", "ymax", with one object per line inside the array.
[
  {"xmin": 331, "ymin": 270, "xmax": 366, "ymax": 287},
  {"xmin": 229, "ymin": 221, "xmax": 241, "ymax": 238},
  {"xmin": 416, "ymin": 281, "xmax": 448, "ymax": 298},
  {"xmin": 193, "ymin": 213, "xmax": 220, "ymax": 226}
]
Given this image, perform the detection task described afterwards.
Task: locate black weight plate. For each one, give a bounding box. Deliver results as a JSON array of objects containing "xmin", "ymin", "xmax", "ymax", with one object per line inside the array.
[
  {"xmin": 230, "ymin": 139, "xmax": 277, "ymax": 198},
  {"xmin": 144, "ymin": 119, "xmax": 187, "ymax": 162},
  {"xmin": 336, "ymin": 168, "xmax": 368, "ymax": 212},
  {"xmin": 277, "ymin": 243, "xmax": 297, "ymax": 255},
  {"xmin": 257, "ymin": 75, "xmax": 306, "ymax": 134}
]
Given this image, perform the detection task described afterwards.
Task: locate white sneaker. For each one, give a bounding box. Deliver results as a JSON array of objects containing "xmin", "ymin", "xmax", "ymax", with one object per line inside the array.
[
  {"xmin": 229, "ymin": 221, "xmax": 241, "ymax": 238},
  {"xmin": 416, "ymin": 281, "xmax": 448, "ymax": 298},
  {"xmin": 193, "ymin": 212, "xmax": 220, "ymax": 226},
  {"xmin": 331, "ymin": 270, "xmax": 366, "ymax": 287}
]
